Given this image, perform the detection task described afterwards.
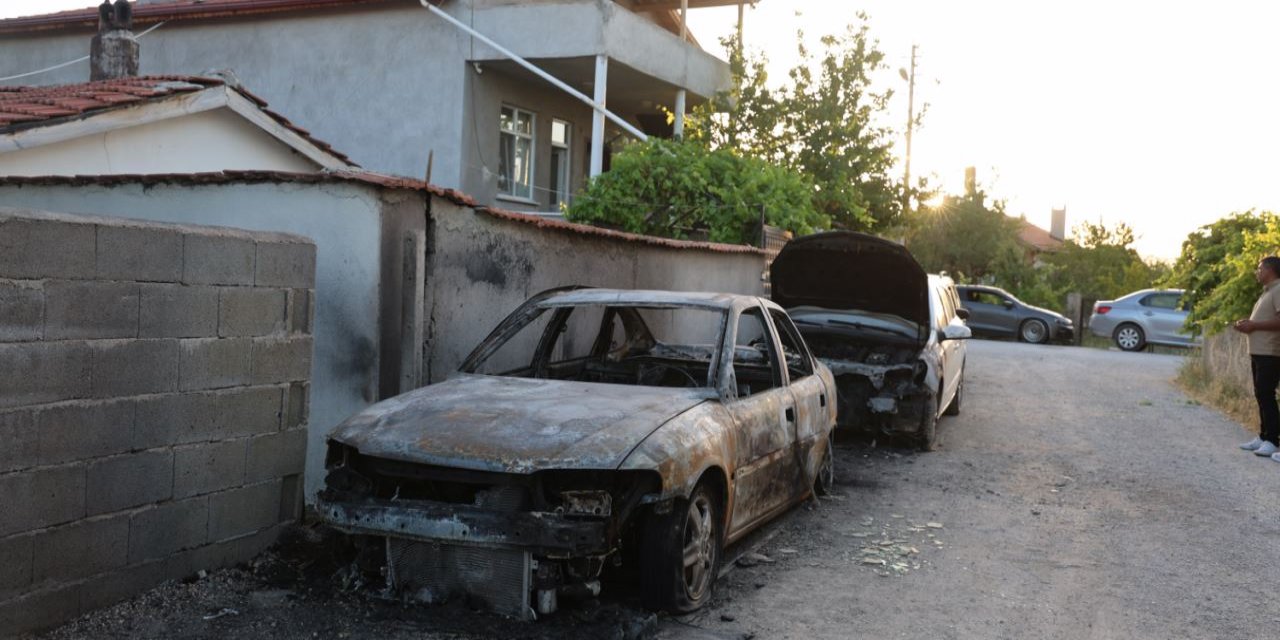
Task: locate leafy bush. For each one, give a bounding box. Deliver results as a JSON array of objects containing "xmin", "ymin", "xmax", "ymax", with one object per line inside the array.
[
  {"xmin": 565, "ymin": 138, "xmax": 828, "ymax": 245},
  {"xmin": 1164, "ymin": 211, "xmax": 1278, "ymax": 335}
]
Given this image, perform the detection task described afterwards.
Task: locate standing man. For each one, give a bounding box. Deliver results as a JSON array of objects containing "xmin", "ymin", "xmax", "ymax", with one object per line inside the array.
[{"xmin": 1236, "ymin": 256, "xmax": 1280, "ymax": 460}]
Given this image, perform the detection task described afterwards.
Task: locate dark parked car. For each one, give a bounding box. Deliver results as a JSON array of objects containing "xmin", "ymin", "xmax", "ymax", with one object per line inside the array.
[
  {"xmin": 956, "ymin": 285, "xmax": 1074, "ymax": 344},
  {"xmin": 317, "ymin": 288, "xmax": 836, "ymax": 619},
  {"xmin": 770, "ymin": 232, "xmax": 970, "ymax": 450}
]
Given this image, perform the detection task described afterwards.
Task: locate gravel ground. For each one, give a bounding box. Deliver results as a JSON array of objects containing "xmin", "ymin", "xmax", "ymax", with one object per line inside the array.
[{"xmin": 33, "ymin": 340, "xmax": 1277, "ymax": 639}]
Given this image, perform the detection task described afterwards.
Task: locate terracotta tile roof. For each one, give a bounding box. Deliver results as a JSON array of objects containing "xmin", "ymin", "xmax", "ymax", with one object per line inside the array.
[
  {"xmin": 0, "ymin": 170, "xmax": 765, "ymax": 255},
  {"xmin": 0, "ymin": 0, "xmax": 402, "ymax": 36},
  {"xmin": 0, "ymin": 75, "xmax": 354, "ymax": 165},
  {"xmin": 1017, "ymin": 220, "xmax": 1064, "ymax": 252}
]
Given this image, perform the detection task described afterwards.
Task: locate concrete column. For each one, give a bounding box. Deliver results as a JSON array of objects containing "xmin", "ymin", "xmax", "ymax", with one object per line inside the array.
[
  {"xmin": 590, "ymin": 55, "xmax": 609, "ymax": 178},
  {"xmin": 673, "ymin": 89, "xmax": 687, "ymax": 139}
]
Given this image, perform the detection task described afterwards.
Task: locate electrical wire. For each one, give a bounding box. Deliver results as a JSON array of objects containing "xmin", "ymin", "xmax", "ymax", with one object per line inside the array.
[{"xmin": 0, "ymin": 21, "xmax": 167, "ymax": 83}]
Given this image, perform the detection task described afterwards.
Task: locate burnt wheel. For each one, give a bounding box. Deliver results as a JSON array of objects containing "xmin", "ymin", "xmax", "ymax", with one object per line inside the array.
[
  {"xmin": 640, "ymin": 480, "xmax": 722, "ymax": 613},
  {"xmin": 814, "ymin": 434, "xmax": 836, "ymax": 495},
  {"xmin": 917, "ymin": 397, "xmax": 939, "ymax": 451},
  {"xmin": 1019, "ymin": 318, "xmax": 1049, "ymax": 344}
]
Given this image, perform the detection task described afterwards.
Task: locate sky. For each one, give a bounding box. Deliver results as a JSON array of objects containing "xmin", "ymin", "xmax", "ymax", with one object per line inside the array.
[{"xmin": 4, "ymin": 1, "xmax": 1279, "ymax": 260}]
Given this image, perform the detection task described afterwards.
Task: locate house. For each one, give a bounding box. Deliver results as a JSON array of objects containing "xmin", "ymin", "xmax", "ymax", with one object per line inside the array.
[
  {"xmin": 0, "ymin": 0, "xmax": 736, "ymax": 212},
  {"xmin": 1015, "ymin": 208, "xmax": 1067, "ymax": 264},
  {"xmin": 0, "ymin": 75, "xmax": 355, "ymax": 175}
]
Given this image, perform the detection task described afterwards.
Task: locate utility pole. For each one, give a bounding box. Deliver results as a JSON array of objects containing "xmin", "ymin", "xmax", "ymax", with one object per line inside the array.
[{"xmin": 902, "ymin": 44, "xmax": 917, "ymax": 214}]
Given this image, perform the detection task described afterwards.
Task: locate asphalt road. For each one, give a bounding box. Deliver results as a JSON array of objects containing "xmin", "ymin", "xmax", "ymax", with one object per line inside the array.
[{"xmin": 660, "ymin": 339, "xmax": 1280, "ymax": 640}]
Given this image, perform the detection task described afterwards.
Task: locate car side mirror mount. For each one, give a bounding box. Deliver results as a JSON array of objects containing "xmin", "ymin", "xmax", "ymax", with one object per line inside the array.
[
  {"xmin": 1002, "ymin": 301, "xmax": 1015, "ymax": 310},
  {"xmin": 941, "ymin": 323, "xmax": 972, "ymax": 341},
  {"xmin": 956, "ymin": 308, "xmax": 971, "ymax": 321}
]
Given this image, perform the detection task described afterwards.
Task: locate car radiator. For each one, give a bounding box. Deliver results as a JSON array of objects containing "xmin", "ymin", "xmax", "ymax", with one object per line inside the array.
[{"xmin": 387, "ymin": 537, "xmax": 533, "ymax": 620}]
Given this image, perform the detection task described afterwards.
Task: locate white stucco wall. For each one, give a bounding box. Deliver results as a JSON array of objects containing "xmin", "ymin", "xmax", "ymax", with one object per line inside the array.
[
  {"xmin": 0, "ymin": 1, "xmax": 729, "ymax": 192},
  {"xmin": 0, "ymin": 181, "xmax": 384, "ymax": 497},
  {"xmin": 0, "ymin": 107, "xmax": 319, "ymax": 176}
]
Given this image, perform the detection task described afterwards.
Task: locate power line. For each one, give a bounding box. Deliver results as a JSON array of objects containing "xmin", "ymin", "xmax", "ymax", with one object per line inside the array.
[{"xmin": 0, "ymin": 22, "xmax": 167, "ymax": 83}]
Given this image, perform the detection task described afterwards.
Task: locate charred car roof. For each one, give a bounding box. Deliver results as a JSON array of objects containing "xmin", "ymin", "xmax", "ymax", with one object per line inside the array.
[
  {"xmin": 769, "ymin": 231, "xmax": 930, "ymax": 328},
  {"xmin": 537, "ymin": 288, "xmax": 764, "ymax": 311}
]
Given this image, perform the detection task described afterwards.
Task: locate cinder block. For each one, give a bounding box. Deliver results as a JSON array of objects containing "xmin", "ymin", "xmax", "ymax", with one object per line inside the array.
[
  {"xmin": 218, "ymin": 287, "xmax": 286, "ymax": 337},
  {"xmin": 245, "ymin": 429, "xmax": 306, "ymax": 483},
  {"xmin": 86, "ymin": 450, "xmax": 174, "ymax": 514},
  {"xmin": 0, "ymin": 581, "xmax": 81, "ymax": 638},
  {"xmin": 279, "ymin": 474, "xmax": 303, "ymax": 522},
  {"xmin": 0, "ymin": 410, "xmax": 38, "ymax": 473},
  {"xmin": 208, "ymin": 480, "xmax": 280, "ymax": 541},
  {"xmin": 133, "ymin": 393, "xmax": 218, "ymax": 448},
  {"xmin": 32, "ymin": 514, "xmax": 129, "ymax": 583},
  {"xmin": 96, "ymin": 225, "xmax": 183, "ymax": 282},
  {"xmin": 128, "ymin": 497, "xmax": 208, "ymax": 564},
  {"xmin": 79, "ymin": 559, "xmax": 169, "ymax": 613},
  {"xmin": 44, "ymin": 280, "xmax": 139, "ymax": 340},
  {"xmin": 215, "ymin": 386, "xmax": 282, "ymax": 438},
  {"xmin": 173, "ymin": 440, "xmax": 246, "ymax": 499},
  {"xmin": 250, "ymin": 337, "xmax": 313, "ymax": 385},
  {"xmin": 0, "ymin": 342, "xmax": 91, "ymax": 409},
  {"xmin": 168, "ymin": 523, "xmax": 281, "ymax": 581},
  {"xmin": 139, "ymin": 283, "xmax": 219, "ymax": 338},
  {"xmin": 0, "ymin": 279, "xmax": 43, "ymax": 342},
  {"xmin": 255, "ymin": 242, "xmax": 315, "ymax": 288},
  {"xmin": 179, "ymin": 338, "xmax": 251, "ymax": 391},
  {"xmin": 0, "ymin": 465, "xmax": 86, "ymax": 537},
  {"xmin": 0, "ymin": 467, "xmax": 83, "ymax": 540},
  {"xmin": 0, "ymin": 533, "xmax": 34, "ymax": 598},
  {"xmin": 0, "ymin": 216, "xmax": 95, "ymax": 280},
  {"xmin": 284, "ymin": 382, "xmax": 310, "ymax": 429},
  {"xmin": 183, "ymin": 235, "xmax": 255, "ymax": 286},
  {"xmin": 286, "ymin": 288, "xmax": 313, "ymax": 334},
  {"xmin": 36, "ymin": 399, "xmax": 134, "ymax": 466},
  {"xmin": 91, "ymin": 339, "xmax": 179, "ymax": 398}
]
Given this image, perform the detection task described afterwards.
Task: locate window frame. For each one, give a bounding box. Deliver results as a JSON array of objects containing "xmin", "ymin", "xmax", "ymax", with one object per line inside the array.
[{"xmin": 498, "ymin": 105, "xmax": 537, "ymax": 202}]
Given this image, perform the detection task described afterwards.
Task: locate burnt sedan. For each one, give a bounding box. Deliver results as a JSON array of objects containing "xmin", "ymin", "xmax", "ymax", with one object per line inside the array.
[{"xmin": 317, "ymin": 288, "xmax": 836, "ymax": 619}]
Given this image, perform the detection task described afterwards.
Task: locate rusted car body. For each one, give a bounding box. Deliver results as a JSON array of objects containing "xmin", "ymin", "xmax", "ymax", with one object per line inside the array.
[
  {"xmin": 317, "ymin": 288, "xmax": 836, "ymax": 618},
  {"xmin": 770, "ymin": 232, "xmax": 970, "ymax": 450}
]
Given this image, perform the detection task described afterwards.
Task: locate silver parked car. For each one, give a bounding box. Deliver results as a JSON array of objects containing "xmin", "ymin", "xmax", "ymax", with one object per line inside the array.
[
  {"xmin": 1089, "ymin": 288, "xmax": 1197, "ymax": 351},
  {"xmin": 317, "ymin": 287, "xmax": 836, "ymax": 618}
]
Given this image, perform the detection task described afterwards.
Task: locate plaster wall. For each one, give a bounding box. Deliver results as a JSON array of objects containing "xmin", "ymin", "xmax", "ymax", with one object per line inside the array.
[
  {"xmin": 0, "ymin": 182, "xmax": 383, "ymax": 496},
  {"xmin": 0, "ymin": 108, "xmax": 319, "ymax": 176}
]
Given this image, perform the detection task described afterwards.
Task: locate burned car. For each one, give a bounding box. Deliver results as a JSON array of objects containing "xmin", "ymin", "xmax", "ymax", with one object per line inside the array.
[
  {"xmin": 317, "ymin": 288, "xmax": 836, "ymax": 618},
  {"xmin": 770, "ymin": 231, "xmax": 971, "ymax": 450}
]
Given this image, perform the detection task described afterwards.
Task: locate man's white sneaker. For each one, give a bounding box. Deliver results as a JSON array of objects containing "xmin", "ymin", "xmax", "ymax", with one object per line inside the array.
[
  {"xmin": 1271, "ymin": 452, "xmax": 1280, "ymax": 463},
  {"xmin": 1254, "ymin": 441, "xmax": 1278, "ymax": 456},
  {"xmin": 1241, "ymin": 436, "xmax": 1265, "ymax": 451}
]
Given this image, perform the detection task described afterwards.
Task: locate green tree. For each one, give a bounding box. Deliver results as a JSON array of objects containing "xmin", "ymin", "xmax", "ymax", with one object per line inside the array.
[
  {"xmin": 565, "ymin": 137, "xmax": 828, "ymax": 244},
  {"xmin": 688, "ymin": 15, "xmax": 905, "ymax": 231},
  {"xmin": 1041, "ymin": 221, "xmax": 1167, "ymax": 303},
  {"xmin": 1164, "ymin": 211, "xmax": 1277, "ymax": 335},
  {"xmin": 906, "ymin": 192, "xmax": 1023, "ymax": 281}
]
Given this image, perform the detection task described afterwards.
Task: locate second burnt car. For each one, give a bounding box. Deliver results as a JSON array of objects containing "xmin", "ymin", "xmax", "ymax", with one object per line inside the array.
[
  {"xmin": 317, "ymin": 288, "xmax": 836, "ymax": 619},
  {"xmin": 770, "ymin": 231, "xmax": 971, "ymax": 450}
]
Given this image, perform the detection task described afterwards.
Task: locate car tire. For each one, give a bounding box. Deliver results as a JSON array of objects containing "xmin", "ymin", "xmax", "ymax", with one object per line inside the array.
[
  {"xmin": 1113, "ymin": 323, "xmax": 1146, "ymax": 352},
  {"xmin": 814, "ymin": 435, "xmax": 836, "ymax": 496},
  {"xmin": 917, "ymin": 398, "xmax": 939, "ymax": 451},
  {"xmin": 639, "ymin": 479, "xmax": 722, "ymax": 614},
  {"xmin": 943, "ymin": 374, "xmax": 962, "ymax": 416},
  {"xmin": 1019, "ymin": 319, "xmax": 1049, "ymax": 344}
]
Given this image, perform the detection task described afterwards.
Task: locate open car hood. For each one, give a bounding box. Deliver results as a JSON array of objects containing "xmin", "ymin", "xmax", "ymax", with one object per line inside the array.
[
  {"xmin": 328, "ymin": 375, "xmax": 711, "ymax": 474},
  {"xmin": 770, "ymin": 231, "xmax": 930, "ymax": 330}
]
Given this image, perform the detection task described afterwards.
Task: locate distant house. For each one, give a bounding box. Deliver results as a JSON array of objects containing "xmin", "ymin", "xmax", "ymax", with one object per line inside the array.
[
  {"xmin": 0, "ymin": 0, "xmax": 734, "ymax": 212},
  {"xmin": 0, "ymin": 75, "xmax": 355, "ymax": 175},
  {"xmin": 1015, "ymin": 217, "xmax": 1065, "ymax": 265}
]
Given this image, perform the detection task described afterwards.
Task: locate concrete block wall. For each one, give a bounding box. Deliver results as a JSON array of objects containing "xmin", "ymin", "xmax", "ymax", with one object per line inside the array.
[{"xmin": 0, "ymin": 208, "xmax": 315, "ymax": 637}]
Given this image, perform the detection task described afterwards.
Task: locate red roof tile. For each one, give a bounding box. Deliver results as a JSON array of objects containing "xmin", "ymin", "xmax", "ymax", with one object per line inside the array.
[
  {"xmin": 1017, "ymin": 220, "xmax": 1064, "ymax": 252},
  {"xmin": 0, "ymin": 170, "xmax": 765, "ymax": 255},
  {"xmin": 0, "ymin": 75, "xmax": 354, "ymax": 165}
]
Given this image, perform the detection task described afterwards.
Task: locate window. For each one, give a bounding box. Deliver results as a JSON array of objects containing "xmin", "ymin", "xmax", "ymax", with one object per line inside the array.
[
  {"xmin": 732, "ymin": 309, "xmax": 781, "ymax": 397},
  {"xmin": 768, "ymin": 310, "xmax": 814, "ymax": 380},
  {"xmin": 498, "ymin": 106, "xmax": 535, "ymax": 200},
  {"xmin": 1141, "ymin": 293, "xmax": 1181, "ymax": 310},
  {"xmin": 549, "ymin": 119, "xmax": 571, "ymax": 208}
]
